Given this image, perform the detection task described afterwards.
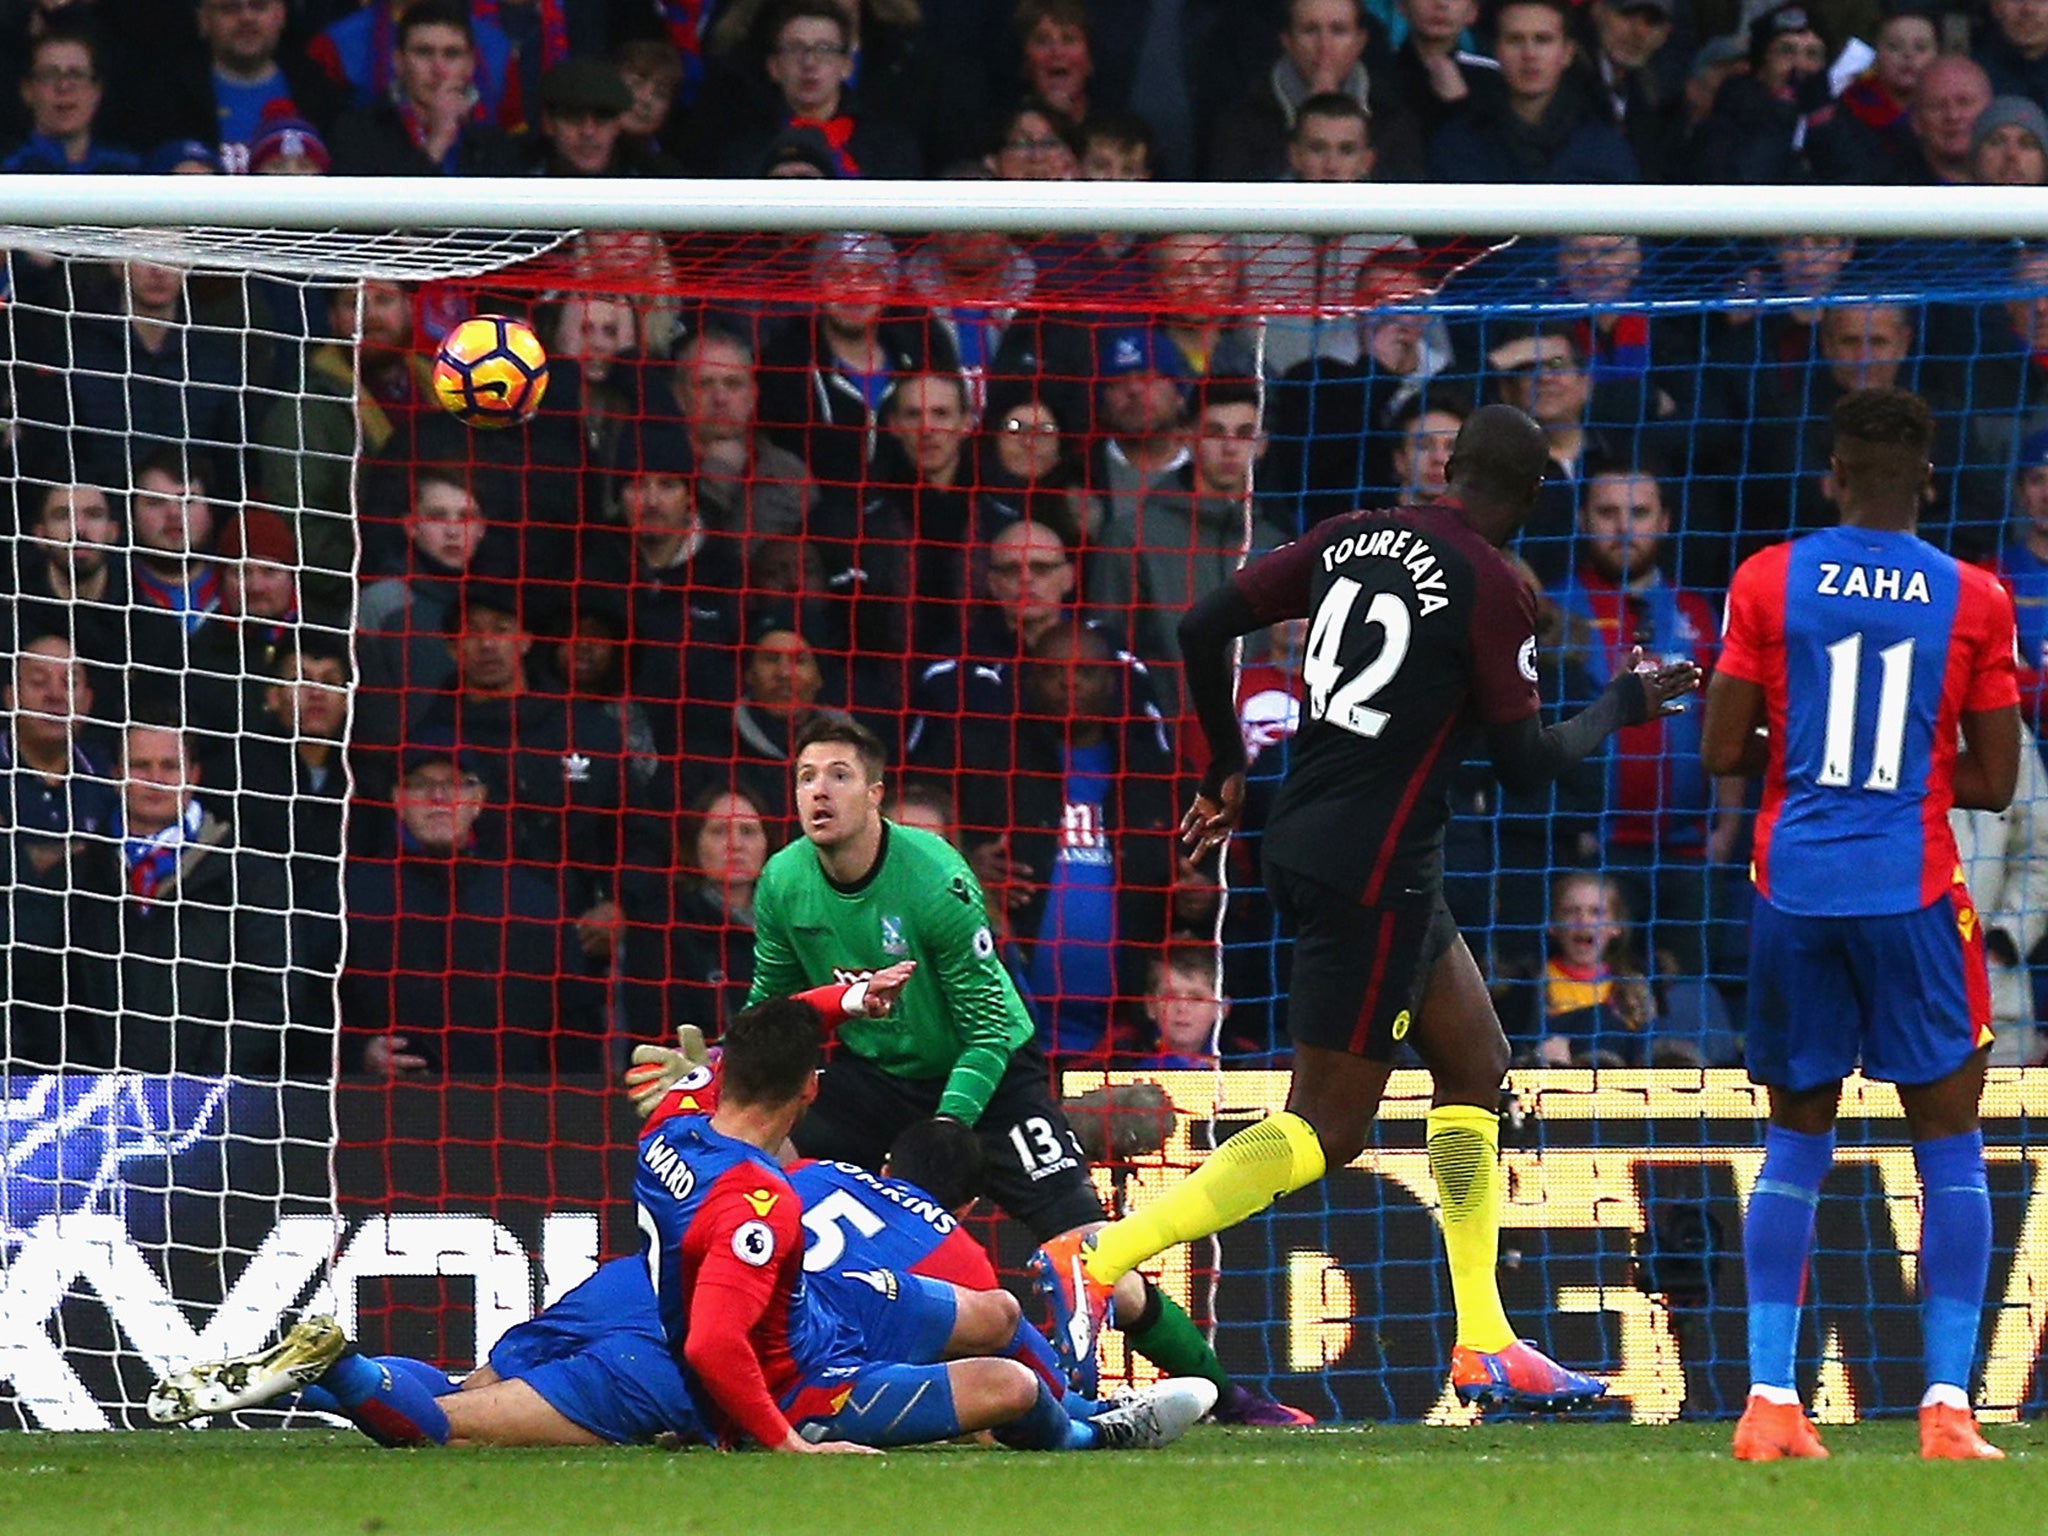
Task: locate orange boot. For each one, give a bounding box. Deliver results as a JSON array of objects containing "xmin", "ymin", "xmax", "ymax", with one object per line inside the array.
[
  {"xmin": 1919, "ymin": 1403, "xmax": 2004, "ymax": 1460},
  {"xmin": 1731, "ymin": 1394, "xmax": 1829, "ymax": 1461}
]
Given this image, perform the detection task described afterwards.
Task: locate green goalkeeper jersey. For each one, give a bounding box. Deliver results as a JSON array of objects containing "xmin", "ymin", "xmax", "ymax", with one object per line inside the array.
[{"xmin": 746, "ymin": 821, "xmax": 1033, "ymax": 1124}]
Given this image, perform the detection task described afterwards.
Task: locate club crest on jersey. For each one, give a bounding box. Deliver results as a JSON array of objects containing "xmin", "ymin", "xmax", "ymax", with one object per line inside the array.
[
  {"xmin": 1518, "ymin": 636, "xmax": 1539, "ymax": 683},
  {"xmin": 881, "ymin": 915, "xmax": 908, "ymax": 956},
  {"xmin": 744, "ymin": 1187, "xmax": 781, "ymax": 1217}
]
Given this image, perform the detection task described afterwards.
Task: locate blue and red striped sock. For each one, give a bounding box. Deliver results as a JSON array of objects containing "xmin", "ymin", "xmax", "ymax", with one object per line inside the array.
[
  {"xmin": 300, "ymin": 1356, "xmax": 457, "ymax": 1417},
  {"xmin": 316, "ymin": 1351, "xmax": 452, "ymax": 1447},
  {"xmin": 1003, "ymin": 1315, "xmax": 1068, "ymax": 1395}
]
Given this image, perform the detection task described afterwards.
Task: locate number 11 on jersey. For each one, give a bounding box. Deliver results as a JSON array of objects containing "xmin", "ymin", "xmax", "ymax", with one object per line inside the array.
[{"xmin": 1819, "ymin": 631, "xmax": 1914, "ymax": 792}]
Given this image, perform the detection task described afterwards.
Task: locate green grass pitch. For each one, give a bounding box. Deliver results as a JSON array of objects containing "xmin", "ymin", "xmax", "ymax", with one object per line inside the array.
[{"xmin": 6, "ymin": 1423, "xmax": 2048, "ymax": 1536}]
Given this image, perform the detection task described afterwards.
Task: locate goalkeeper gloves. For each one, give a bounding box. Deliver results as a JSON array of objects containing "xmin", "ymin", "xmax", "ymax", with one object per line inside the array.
[{"xmin": 623, "ymin": 1024, "xmax": 709, "ymax": 1123}]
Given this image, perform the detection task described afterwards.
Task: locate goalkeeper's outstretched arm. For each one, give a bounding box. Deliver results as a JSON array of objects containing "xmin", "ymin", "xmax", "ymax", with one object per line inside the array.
[{"xmin": 624, "ymin": 965, "xmax": 920, "ymax": 1126}]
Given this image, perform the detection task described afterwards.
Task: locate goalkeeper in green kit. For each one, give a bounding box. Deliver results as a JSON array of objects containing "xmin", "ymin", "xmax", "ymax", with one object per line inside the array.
[{"xmin": 744, "ymin": 713, "xmax": 1312, "ymax": 1424}]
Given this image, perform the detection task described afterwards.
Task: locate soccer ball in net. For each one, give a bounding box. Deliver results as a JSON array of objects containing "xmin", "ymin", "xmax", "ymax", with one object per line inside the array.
[{"xmin": 431, "ymin": 315, "xmax": 549, "ymax": 428}]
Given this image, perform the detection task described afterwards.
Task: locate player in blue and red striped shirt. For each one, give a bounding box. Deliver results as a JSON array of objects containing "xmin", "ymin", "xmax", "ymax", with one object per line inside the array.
[
  {"xmin": 1703, "ymin": 386, "xmax": 2022, "ymax": 1464},
  {"xmin": 146, "ymin": 983, "xmax": 1195, "ymax": 1449},
  {"xmin": 636, "ymin": 994, "xmax": 1212, "ymax": 1452}
]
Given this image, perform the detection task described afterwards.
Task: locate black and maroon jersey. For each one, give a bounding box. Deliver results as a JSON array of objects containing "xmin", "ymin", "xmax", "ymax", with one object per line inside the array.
[{"xmin": 1234, "ymin": 499, "xmax": 1541, "ymax": 904}]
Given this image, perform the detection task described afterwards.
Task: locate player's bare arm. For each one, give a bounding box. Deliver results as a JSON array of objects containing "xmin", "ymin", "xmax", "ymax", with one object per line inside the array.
[
  {"xmin": 1951, "ymin": 704, "xmax": 2022, "ymax": 812},
  {"xmin": 624, "ymin": 968, "xmax": 917, "ymax": 1122},
  {"xmin": 1699, "ymin": 672, "xmax": 1770, "ymax": 779},
  {"xmin": 1175, "ymin": 578, "xmax": 1282, "ymax": 856}
]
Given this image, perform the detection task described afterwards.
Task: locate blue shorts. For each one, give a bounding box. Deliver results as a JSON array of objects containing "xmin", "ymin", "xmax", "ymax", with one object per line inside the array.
[
  {"xmin": 808, "ymin": 1267, "xmax": 959, "ymax": 1366},
  {"xmin": 486, "ymin": 1257, "xmax": 699, "ymax": 1445},
  {"xmin": 1746, "ymin": 888, "xmax": 1993, "ymax": 1091}
]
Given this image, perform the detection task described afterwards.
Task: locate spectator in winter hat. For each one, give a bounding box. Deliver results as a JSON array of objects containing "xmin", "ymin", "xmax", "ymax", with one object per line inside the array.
[
  {"xmin": 1972, "ymin": 94, "xmax": 2048, "ymax": 184},
  {"xmin": 756, "ymin": 123, "xmax": 841, "ymax": 176},
  {"xmin": 1682, "ymin": 36, "xmax": 1746, "ymax": 132},
  {"xmin": 1097, "ymin": 326, "xmax": 1187, "ymax": 391},
  {"xmin": 185, "ymin": 506, "xmax": 307, "ymax": 755},
  {"xmin": 215, "ymin": 507, "xmax": 300, "ymax": 623},
  {"xmin": 248, "ymin": 112, "xmax": 329, "ymax": 175},
  {"xmin": 145, "ymin": 138, "xmax": 223, "ymax": 174},
  {"xmin": 532, "ymin": 57, "xmax": 682, "ymax": 177},
  {"xmin": 1687, "ymin": 3, "xmax": 1829, "ymax": 181},
  {"xmin": 1091, "ymin": 326, "xmax": 1190, "ymax": 531}
]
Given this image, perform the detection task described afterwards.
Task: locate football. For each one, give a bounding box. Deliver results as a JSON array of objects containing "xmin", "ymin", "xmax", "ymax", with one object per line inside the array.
[{"xmin": 431, "ymin": 314, "xmax": 549, "ymax": 428}]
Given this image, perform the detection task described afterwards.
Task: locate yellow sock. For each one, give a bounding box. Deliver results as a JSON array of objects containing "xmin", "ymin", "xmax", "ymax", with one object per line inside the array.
[
  {"xmin": 1428, "ymin": 1103, "xmax": 1517, "ymax": 1353},
  {"xmin": 1083, "ymin": 1111, "xmax": 1327, "ymax": 1285}
]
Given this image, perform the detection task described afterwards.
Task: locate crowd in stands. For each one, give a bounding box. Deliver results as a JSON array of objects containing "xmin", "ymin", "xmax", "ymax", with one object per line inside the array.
[
  {"xmin": 8, "ymin": 0, "xmax": 2048, "ymax": 1086},
  {"xmin": 15, "ymin": 0, "xmax": 2048, "ymax": 190}
]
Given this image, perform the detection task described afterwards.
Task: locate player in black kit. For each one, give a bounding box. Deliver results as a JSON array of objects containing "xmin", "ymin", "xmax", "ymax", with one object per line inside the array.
[{"xmin": 1035, "ymin": 405, "xmax": 1701, "ymax": 1408}]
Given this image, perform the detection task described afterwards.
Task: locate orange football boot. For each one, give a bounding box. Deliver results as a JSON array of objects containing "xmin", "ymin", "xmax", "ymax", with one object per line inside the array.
[
  {"xmin": 1919, "ymin": 1404, "xmax": 2004, "ymax": 1461},
  {"xmin": 1731, "ymin": 1395, "xmax": 1829, "ymax": 1461}
]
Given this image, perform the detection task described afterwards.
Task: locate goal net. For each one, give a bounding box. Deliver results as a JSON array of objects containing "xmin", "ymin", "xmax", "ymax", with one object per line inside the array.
[{"xmin": 5, "ymin": 182, "xmax": 2048, "ymax": 1431}]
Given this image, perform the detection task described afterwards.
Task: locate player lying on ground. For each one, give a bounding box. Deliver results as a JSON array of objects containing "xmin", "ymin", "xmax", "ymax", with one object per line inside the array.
[
  {"xmin": 746, "ymin": 713, "xmax": 1309, "ymax": 1422},
  {"xmin": 148, "ymin": 989, "xmax": 1169, "ymax": 1448},
  {"xmin": 1034, "ymin": 403, "xmax": 1701, "ymax": 1410},
  {"xmin": 1701, "ymin": 386, "xmax": 2018, "ymax": 1463},
  {"xmin": 635, "ymin": 994, "xmax": 1214, "ymax": 1451},
  {"xmin": 144, "ymin": 1120, "xmax": 1116, "ymax": 1449},
  {"xmin": 630, "ymin": 986, "xmax": 1103, "ymax": 1417}
]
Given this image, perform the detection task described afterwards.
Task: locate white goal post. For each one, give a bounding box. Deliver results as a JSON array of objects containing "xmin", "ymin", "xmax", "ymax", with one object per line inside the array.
[{"xmin": 2, "ymin": 175, "xmax": 2048, "ymax": 239}]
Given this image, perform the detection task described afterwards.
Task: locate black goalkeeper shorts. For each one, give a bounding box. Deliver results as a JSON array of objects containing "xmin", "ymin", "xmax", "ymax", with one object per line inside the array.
[
  {"xmin": 1270, "ymin": 864, "xmax": 1459, "ymax": 1062},
  {"xmin": 791, "ymin": 1041, "xmax": 1106, "ymax": 1240}
]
